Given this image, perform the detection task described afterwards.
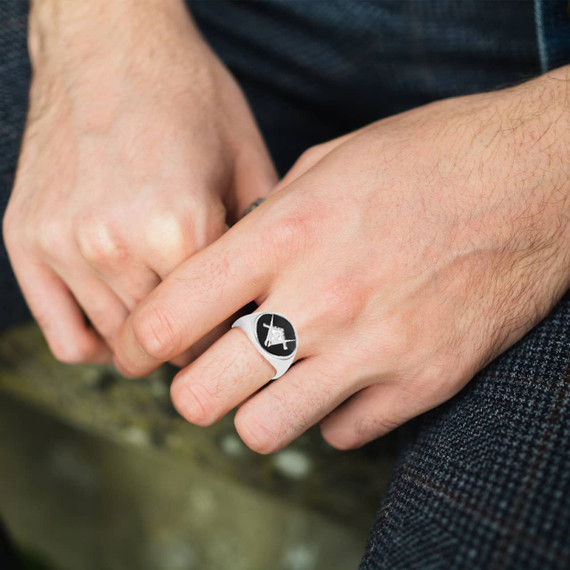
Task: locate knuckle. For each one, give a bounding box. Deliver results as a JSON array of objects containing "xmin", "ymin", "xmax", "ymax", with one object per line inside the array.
[
  {"xmin": 146, "ymin": 201, "xmax": 226, "ymax": 259},
  {"xmin": 234, "ymin": 410, "xmax": 280, "ymax": 455},
  {"xmin": 354, "ymin": 413, "xmax": 400, "ymax": 440},
  {"xmin": 260, "ymin": 203, "xmax": 314, "ymax": 260},
  {"xmin": 171, "ymin": 381, "xmax": 216, "ymax": 426},
  {"xmin": 320, "ymin": 405, "xmax": 400, "ymax": 451},
  {"xmin": 294, "ymin": 144, "xmax": 326, "ymax": 172},
  {"xmin": 414, "ymin": 357, "xmax": 460, "ymax": 401},
  {"xmin": 145, "ymin": 213, "xmax": 195, "ymax": 260},
  {"xmin": 75, "ymin": 219, "xmax": 127, "ymax": 264},
  {"xmin": 132, "ymin": 303, "xmax": 180, "ymax": 361}
]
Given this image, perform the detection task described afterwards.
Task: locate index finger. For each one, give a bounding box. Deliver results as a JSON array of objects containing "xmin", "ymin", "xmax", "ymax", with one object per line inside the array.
[{"xmin": 113, "ymin": 206, "xmax": 276, "ymax": 377}]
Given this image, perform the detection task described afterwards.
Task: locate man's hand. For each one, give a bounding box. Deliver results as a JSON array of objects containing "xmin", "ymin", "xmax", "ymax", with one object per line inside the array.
[
  {"xmin": 113, "ymin": 69, "xmax": 570, "ymax": 453},
  {"xmin": 2, "ymin": 0, "xmax": 276, "ymax": 364}
]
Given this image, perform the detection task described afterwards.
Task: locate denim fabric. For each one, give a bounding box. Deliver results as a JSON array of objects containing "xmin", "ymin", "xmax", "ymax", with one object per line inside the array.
[
  {"xmin": 0, "ymin": 0, "xmax": 30, "ymax": 330},
  {"xmin": 535, "ymin": 0, "xmax": 570, "ymax": 72},
  {"xmin": 191, "ymin": 0, "xmax": 541, "ymax": 173},
  {"xmin": 0, "ymin": 2, "xmax": 569, "ymax": 569}
]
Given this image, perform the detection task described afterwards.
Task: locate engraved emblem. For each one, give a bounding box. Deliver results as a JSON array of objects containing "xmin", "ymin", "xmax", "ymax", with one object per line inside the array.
[
  {"xmin": 256, "ymin": 313, "xmax": 297, "ymax": 358},
  {"xmin": 262, "ymin": 314, "xmax": 296, "ymax": 350}
]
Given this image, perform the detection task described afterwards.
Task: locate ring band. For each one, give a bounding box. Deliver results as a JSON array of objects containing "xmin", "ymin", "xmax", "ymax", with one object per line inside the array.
[
  {"xmin": 239, "ymin": 197, "xmax": 266, "ymax": 220},
  {"xmin": 232, "ymin": 312, "xmax": 298, "ymax": 379}
]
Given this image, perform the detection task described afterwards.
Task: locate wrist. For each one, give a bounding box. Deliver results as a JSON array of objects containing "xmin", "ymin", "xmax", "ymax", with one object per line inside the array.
[
  {"xmin": 27, "ymin": 0, "xmax": 217, "ymax": 131},
  {"xmin": 29, "ymin": 0, "xmax": 201, "ymax": 75}
]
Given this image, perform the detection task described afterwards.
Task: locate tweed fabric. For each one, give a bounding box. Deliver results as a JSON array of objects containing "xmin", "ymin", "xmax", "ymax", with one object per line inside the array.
[
  {"xmin": 359, "ymin": 293, "xmax": 570, "ymax": 569},
  {"xmin": 1, "ymin": 2, "xmax": 568, "ymax": 569}
]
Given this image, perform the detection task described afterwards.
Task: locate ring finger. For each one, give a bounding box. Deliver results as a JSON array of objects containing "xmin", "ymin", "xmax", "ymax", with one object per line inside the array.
[
  {"xmin": 170, "ymin": 326, "xmax": 276, "ymax": 426},
  {"xmin": 170, "ymin": 299, "xmax": 313, "ymax": 413},
  {"xmin": 170, "ymin": 305, "xmax": 360, "ymax": 453}
]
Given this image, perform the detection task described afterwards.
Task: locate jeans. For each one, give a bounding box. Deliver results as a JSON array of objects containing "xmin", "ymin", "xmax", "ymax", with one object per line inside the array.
[{"xmin": 1, "ymin": 1, "xmax": 569, "ymax": 568}]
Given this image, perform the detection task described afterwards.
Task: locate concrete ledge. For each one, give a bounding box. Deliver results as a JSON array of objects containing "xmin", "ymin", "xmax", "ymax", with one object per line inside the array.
[{"xmin": 0, "ymin": 323, "xmax": 395, "ymax": 570}]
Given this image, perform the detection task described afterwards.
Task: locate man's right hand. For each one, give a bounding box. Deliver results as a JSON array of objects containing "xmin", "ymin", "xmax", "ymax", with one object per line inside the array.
[{"xmin": 2, "ymin": 0, "xmax": 276, "ymax": 365}]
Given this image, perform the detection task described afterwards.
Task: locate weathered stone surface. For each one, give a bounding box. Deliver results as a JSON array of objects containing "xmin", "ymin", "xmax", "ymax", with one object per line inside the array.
[{"xmin": 0, "ymin": 323, "xmax": 395, "ymax": 570}]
